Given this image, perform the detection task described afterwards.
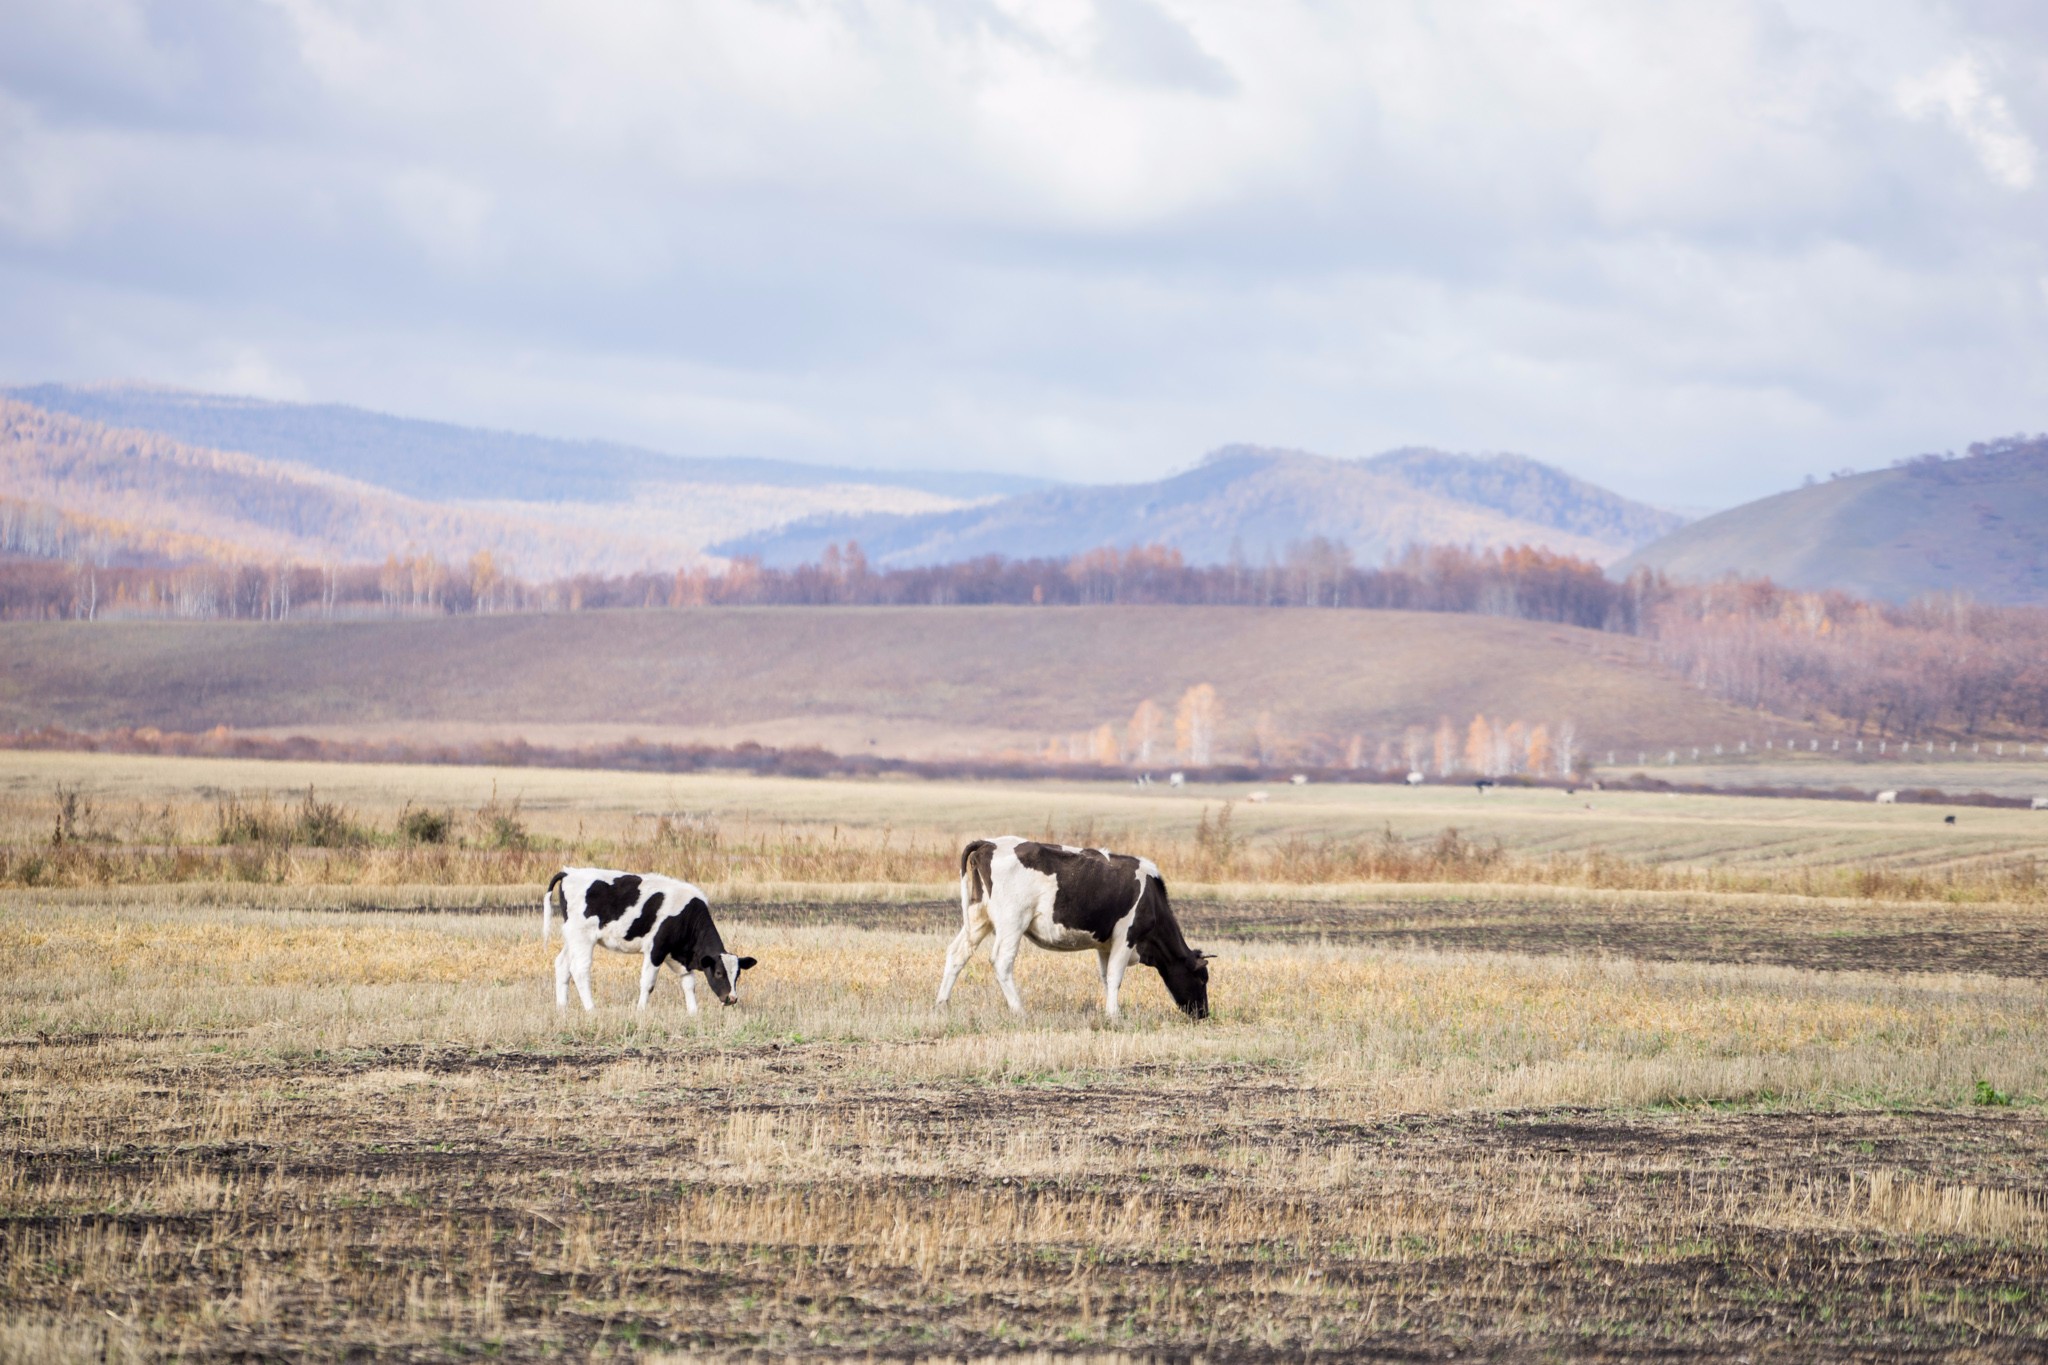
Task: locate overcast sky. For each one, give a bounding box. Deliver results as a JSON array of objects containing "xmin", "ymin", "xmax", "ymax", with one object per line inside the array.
[{"xmin": 2, "ymin": 1, "xmax": 2045, "ymax": 508}]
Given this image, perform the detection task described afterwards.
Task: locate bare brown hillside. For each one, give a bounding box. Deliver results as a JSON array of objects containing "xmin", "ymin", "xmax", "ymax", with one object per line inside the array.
[{"xmin": 0, "ymin": 607, "xmax": 1805, "ymax": 760}]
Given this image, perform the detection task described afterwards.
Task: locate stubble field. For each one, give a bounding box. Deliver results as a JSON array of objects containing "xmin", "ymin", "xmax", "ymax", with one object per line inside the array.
[{"xmin": 3, "ymin": 753, "xmax": 2047, "ymax": 1361}]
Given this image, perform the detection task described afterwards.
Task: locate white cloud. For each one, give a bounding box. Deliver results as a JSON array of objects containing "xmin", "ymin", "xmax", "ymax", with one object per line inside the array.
[{"xmin": 1896, "ymin": 55, "xmax": 2038, "ymax": 190}]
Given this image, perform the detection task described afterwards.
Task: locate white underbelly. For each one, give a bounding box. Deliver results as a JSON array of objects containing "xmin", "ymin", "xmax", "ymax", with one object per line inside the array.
[{"xmin": 1026, "ymin": 917, "xmax": 1112, "ymax": 952}]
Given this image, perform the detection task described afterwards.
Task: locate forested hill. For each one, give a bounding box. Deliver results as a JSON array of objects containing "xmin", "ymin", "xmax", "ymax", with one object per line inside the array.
[
  {"xmin": 1361, "ymin": 447, "xmax": 1686, "ymax": 549},
  {"xmin": 718, "ymin": 444, "xmax": 1685, "ymax": 569},
  {"xmin": 1619, "ymin": 436, "xmax": 2048, "ymax": 605}
]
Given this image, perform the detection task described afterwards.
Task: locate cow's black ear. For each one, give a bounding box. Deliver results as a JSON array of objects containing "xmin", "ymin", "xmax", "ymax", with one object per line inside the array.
[
  {"xmin": 698, "ymin": 954, "xmax": 718, "ymax": 970},
  {"xmin": 737, "ymin": 956, "xmax": 758, "ymax": 970}
]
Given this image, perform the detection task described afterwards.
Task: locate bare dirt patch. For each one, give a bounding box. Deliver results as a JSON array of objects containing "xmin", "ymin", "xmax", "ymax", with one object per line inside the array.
[{"xmin": 5, "ymin": 1045, "xmax": 2045, "ymax": 1363}]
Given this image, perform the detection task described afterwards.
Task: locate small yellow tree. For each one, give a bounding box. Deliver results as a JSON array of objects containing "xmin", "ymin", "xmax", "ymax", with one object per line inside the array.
[
  {"xmin": 1175, "ymin": 684, "xmax": 1221, "ymax": 766},
  {"xmin": 469, "ymin": 549, "xmax": 499, "ymax": 613},
  {"xmin": 1127, "ymin": 699, "xmax": 1165, "ymax": 762},
  {"xmin": 1501, "ymin": 720, "xmax": 1528, "ymax": 774},
  {"xmin": 1526, "ymin": 723, "xmax": 1552, "ymax": 775},
  {"xmin": 1089, "ymin": 724, "xmax": 1121, "ymax": 765},
  {"xmin": 1434, "ymin": 717, "xmax": 1457, "ymax": 775},
  {"xmin": 1464, "ymin": 715, "xmax": 1494, "ymax": 775}
]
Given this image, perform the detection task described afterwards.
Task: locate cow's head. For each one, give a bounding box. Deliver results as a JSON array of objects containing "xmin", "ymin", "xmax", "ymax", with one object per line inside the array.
[
  {"xmin": 1157, "ymin": 948, "xmax": 1214, "ymax": 1020},
  {"xmin": 698, "ymin": 952, "xmax": 759, "ymax": 1005}
]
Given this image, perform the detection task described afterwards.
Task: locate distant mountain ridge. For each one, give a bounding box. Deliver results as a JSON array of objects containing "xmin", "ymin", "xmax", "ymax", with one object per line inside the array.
[
  {"xmin": 719, "ymin": 443, "xmax": 1684, "ymax": 568},
  {"xmin": 2, "ymin": 383, "xmax": 1043, "ymax": 503},
  {"xmin": 1617, "ymin": 435, "xmax": 2048, "ymax": 605},
  {"xmin": 1359, "ymin": 447, "xmax": 1685, "ymax": 549},
  {"xmin": 2, "ymin": 381, "xmax": 1688, "ymax": 579}
]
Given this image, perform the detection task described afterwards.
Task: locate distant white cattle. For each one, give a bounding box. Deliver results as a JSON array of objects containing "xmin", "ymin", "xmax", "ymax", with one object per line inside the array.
[
  {"xmin": 1405, "ymin": 771, "xmax": 1425, "ymax": 786},
  {"xmin": 1247, "ymin": 791, "xmax": 1270, "ymax": 803},
  {"xmin": 1289, "ymin": 774, "xmax": 1308, "ymax": 786},
  {"xmin": 2031, "ymin": 796, "xmax": 2048, "ymax": 810},
  {"xmin": 1875, "ymin": 790, "xmax": 1898, "ymax": 804},
  {"xmin": 1168, "ymin": 772, "xmax": 1186, "ymax": 789}
]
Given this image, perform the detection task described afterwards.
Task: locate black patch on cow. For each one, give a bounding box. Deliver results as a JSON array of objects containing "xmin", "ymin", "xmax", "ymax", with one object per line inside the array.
[
  {"xmin": 1012, "ymin": 842, "xmax": 1146, "ymax": 941},
  {"xmin": 1011, "ymin": 841, "xmax": 1210, "ymax": 1018},
  {"xmin": 583, "ymin": 874, "xmax": 643, "ymax": 927},
  {"xmin": 649, "ymin": 897, "xmax": 721, "ymax": 968},
  {"xmin": 622, "ymin": 890, "xmax": 665, "ymax": 942}
]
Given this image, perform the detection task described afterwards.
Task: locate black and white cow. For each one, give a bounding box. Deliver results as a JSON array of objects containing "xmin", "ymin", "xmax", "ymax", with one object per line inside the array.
[
  {"xmin": 542, "ymin": 868, "xmax": 756, "ymax": 1012},
  {"xmin": 937, "ymin": 837, "xmax": 1212, "ymax": 1019}
]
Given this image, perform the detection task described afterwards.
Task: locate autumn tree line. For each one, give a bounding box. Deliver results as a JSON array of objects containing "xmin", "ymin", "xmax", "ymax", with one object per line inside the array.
[
  {"xmin": 1043, "ymin": 683, "xmax": 1577, "ymax": 777},
  {"xmin": 6, "ymin": 537, "xmax": 2048, "ymax": 741}
]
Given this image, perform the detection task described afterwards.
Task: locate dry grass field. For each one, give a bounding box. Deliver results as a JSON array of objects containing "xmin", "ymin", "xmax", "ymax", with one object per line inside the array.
[
  {"xmin": 0, "ymin": 607, "xmax": 1794, "ymax": 759},
  {"xmin": 3, "ymin": 751, "xmax": 2047, "ymax": 1361}
]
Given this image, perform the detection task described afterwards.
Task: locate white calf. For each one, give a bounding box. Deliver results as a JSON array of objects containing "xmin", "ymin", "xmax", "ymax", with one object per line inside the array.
[{"xmin": 542, "ymin": 868, "xmax": 756, "ymax": 1011}]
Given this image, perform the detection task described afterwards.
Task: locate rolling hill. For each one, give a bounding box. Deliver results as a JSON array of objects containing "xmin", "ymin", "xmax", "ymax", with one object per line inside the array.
[
  {"xmin": 0, "ymin": 607, "xmax": 1801, "ymax": 761},
  {"xmin": 3, "ymin": 382, "xmax": 1042, "ymax": 502},
  {"xmin": 3, "ymin": 382, "xmax": 1687, "ymax": 581},
  {"xmin": 718, "ymin": 444, "xmax": 1685, "ymax": 569},
  {"xmin": 0, "ymin": 394, "xmax": 997, "ymax": 578},
  {"xmin": 1618, "ymin": 436, "xmax": 2048, "ymax": 604}
]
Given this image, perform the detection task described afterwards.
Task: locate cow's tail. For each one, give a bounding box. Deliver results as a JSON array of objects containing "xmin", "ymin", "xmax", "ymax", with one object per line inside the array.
[
  {"xmin": 959, "ymin": 839, "xmax": 996, "ymax": 919},
  {"xmin": 542, "ymin": 869, "xmax": 568, "ymax": 944}
]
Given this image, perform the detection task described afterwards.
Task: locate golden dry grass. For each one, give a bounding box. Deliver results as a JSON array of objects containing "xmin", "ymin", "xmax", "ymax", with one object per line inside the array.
[
  {"xmin": 6, "ymin": 750, "xmax": 2048, "ymax": 904},
  {"xmin": 3, "ymin": 897, "xmax": 2046, "ymax": 1360}
]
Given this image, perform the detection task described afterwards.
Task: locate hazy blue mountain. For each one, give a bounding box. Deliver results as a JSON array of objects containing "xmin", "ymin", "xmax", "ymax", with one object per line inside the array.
[
  {"xmin": 718, "ymin": 444, "xmax": 1680, "ymax": 568},
  {"xmin": 3, "ymin": 383, "xmax": 1044, "ymax": 503},
  {"xmin": 1362, "ymin": 447, "xmax": 1686, "ymax": 547},
  {"xmin": 1617, "ymin": 436, "xmax": 2048, "ymax": 604}
]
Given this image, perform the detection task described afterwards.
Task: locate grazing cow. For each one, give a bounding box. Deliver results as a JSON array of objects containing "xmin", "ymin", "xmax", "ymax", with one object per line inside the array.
[
  {"xmin": 1406, "ymin": 771, "xmax": 1425, "ymax": 786},
  {"xmin": 2032, "ymin": 797, "xmax": 2048, "ymax": 811},
  {"xmin": 1944, "ymin": 814, "xmax": 1957, "ymax": 825},
  {"xmin": 1247, "ymin": 790, "xmax": 1270, "ymax": 803},
  {"xmin": 1169, "ymin": 772, "xmax": 1186, "ymax": 789},
  {"xmin": 1289, "ymin": 774, "xmax": 1309, "ymax": 786},
  {"xmin": 939, "ymin": 837, "xmax": 1212, "ymax": 1019},
  {"xmin": 1876, "ymin": 790, "xmax": 1898, "ymax": 804},
  {"xmin": 1475, "ymin": 779, "xmax": 1496, "ymax": 794},
  {"xmin": 543, "ymin": 868, "xmax": 756, "ymax": 1011}
]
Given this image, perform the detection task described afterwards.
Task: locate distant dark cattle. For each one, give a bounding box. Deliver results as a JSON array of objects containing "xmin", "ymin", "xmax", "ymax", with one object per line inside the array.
[
  {"xmin": 543, "ymin": 868, "xmax": 756, "ymax": 1011},
  {"xmin": 1475, "ymin": 779, "xmax": 1496, "ymax": 794},
  {"xmin": 939, "ymin": 837, "xmax": 1212, "ymax": 1019},
  {"xmin": 1944, "ymin": 814, "xmax": 1957, "ymax": 825}
]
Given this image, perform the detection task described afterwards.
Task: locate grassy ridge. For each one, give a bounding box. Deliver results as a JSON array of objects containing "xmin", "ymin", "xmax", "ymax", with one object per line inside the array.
[{"xmin": 0, "ymin": 607, "xmax": 1792, "ymax": 757}]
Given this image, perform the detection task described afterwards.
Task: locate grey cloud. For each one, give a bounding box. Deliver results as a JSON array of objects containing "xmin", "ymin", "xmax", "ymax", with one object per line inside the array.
[{"xmin": 0, "ymin": 1, "xmax": 2043, "ymax": 510}]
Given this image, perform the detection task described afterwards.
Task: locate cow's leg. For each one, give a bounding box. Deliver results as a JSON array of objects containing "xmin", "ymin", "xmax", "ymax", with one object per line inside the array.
[
  {"xmin": 935, "ymin": 918, "xmax": 992, "ymax": 1005},
  {"xmin": 637, "ymin": 953, "xmax": 661, "ymax": 1010},
  {"xmin": 990, "ymin": 927, "xmax": 1027, "ymax": 1014},
  {"xmin": 568, "ymin": 941, "xmax": 596, "ymax": 1011},
  {"xmin": 1103, "ymin": 945, "xmax": 1134, "ymax": 1019},
  {"xmin": 679, "ymin": 967, "xmax": 700, "ymax": 1015},
  {"xmin": 554, "ymin": 947, "xmax": 571, "ymax": 1009}
]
